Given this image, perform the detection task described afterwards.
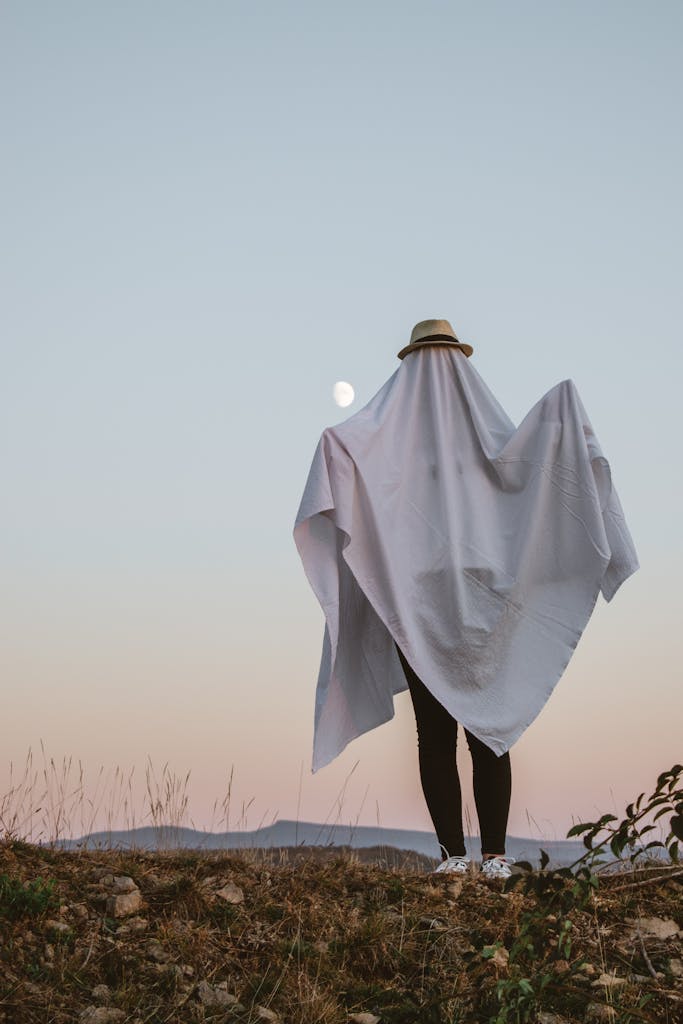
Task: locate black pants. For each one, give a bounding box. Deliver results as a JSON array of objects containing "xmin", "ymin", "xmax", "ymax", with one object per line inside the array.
[{"xmin": 395, "ymin": 641, "xmax": 511, "ymax": 860}]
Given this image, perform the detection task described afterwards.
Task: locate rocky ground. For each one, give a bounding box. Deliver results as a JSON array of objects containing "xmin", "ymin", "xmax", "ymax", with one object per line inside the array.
[{"xmin": 1, "ymin": 839, "xmax": 681, "ymax": 1023}]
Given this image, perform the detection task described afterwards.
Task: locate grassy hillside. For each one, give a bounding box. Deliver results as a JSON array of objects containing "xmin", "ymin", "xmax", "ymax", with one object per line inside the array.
[
  {"xmin": 1, "ymin": 759, "xmax": 682, "ymax": 1023},
  {"xmin": 1, "ymin": 835, "xmax": 681, "ymax": 1024}
]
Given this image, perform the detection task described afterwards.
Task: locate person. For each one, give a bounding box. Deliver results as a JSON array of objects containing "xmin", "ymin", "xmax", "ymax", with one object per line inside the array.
[
  {"xmin": 395, "ymin": 638, "xmax": 513, "ymax": 878},
  {"xmin": 293, "ymin": 318, "xmax": 639, "ymax": 881}
]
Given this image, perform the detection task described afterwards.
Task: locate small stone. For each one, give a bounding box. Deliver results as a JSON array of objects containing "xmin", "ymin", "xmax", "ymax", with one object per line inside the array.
[
  {"xmin": 125, "ymin": 916, "xmax": 148, "ymax": 933},
  {"xmin": 78, "ymin": 1009, "xmax": 126, "ymax": 1024},
  {"xmin": 255, "ymin": 1008, "xmax": 280, "ymax": 1022},
  {"xmin": 591, "ymin": 971, "xmax": 627, "ymax": 988},
  {"xmin": 669, "ymin": 957, "xmax": 683, "ymax": 978},
  {"xmin": 45, "ymin": 919, "xmax": 71, "ymax": 935},
  {"xmin": 585, "ymin": 1003, "xmax": 617, "ymax": 1022},
  {"xmin": 106, "ymin": 891, "xmax": 143, "ymax": 918},
  {"xmin": 72, "ymin": 903, "xmax": 89, "ymax": 920},
  {"xmin": 215, "ymin": 881, "xmax": 244, "ymax": 904},
  {"xmin": 196, "ymin": 979, "xmax": 243, "ymax": 1008},
  {"xmin": 112, "ymin": 876, "xmax": 138, "ymax": 894},
  {"xmin": 490, "ymin": 946, "xmax": 509, "ymax": 969},
  {"xmin": 625, "ymin": 915, "xmax": 680, "ymax": 940},
  {"xmin": 91, "ymin": 984, "xmax": 111, "ymax": 1003},
  {"xmin": 145, "ymin": 939, "xmax": 170, "ymax": 963}
]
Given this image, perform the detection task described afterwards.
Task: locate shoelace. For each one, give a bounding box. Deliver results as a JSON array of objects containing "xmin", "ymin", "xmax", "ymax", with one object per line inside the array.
[{"xmin": 481, "ymin": 856, "xmax": 515, "ymax": 875}]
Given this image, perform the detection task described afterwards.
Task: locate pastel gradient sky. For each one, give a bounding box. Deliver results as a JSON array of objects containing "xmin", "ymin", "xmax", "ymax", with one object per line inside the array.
[{"xmin": 2, "ymin": 2, "xmax": 681, "ymax": 847}]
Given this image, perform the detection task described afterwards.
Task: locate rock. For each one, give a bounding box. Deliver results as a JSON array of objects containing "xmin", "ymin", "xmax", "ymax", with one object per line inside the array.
[
  {"xmin": 98, "ymin": 874, "xmax": 115, "ymax": 887},
  {"xmin": 584, "ymin": 1003, "xmax": 617, "ymax": 1022},
  {"xmin": 145, "ymin": 939, "xmax": 170, "ymax": 963},
  {"xmin": 255, "ymin": 1008, "xmax": 281, "ymax": 1022},
  {"xmin": 669, "ymin": 957, "xmax": 683, "ymax": 978},
  {"xmin": 44, "ymin": 919, "xmax": 71, "ymax": 935},
  {"xmin": 71, "ymin": 903, "xmax": 89, "ymax": 920},
  {"xmin": 106, "ymin": 891, "xmax": 143, "ymax": 918},
  {"xmin": 591, "ymin": 971, "xmax": 627, "ymax": 988},
  {"xmin": 91, "ymin": 984, "xmax": 111, "ymax": 1003},
  {"xmin": 78, "ymin": 1009, "xmax": 126, "ymax": 1024},
  {"xmin": 625, "ymin": 915, "xmax": 680, "ymax": 940},
  {"xmin": 215, "ymin": 881, "xmax": 244, "ymax": 904},
  {"xmin": 112, "ymin": 876, "xmax": 138, "ymax": 894},
  {"xmin": 349, "ymin": 1015, "xmax": 381, "ymax": 1024},
  {"xmin": 196, "ymin": 979, "xmax": 243, "ymax": 1009},
  {"xmin": 124, "ymin": 917, "xmax": 148, "ymax": 933},
  {"xmin": 490, "ymin": 946, "xmax": 509, "ymax": 970}
]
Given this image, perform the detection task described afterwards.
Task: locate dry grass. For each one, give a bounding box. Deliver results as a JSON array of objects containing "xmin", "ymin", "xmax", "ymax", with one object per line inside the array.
[{"xmin": 0, "ymin": 744, "xmax": 681, "ymax": 1023}]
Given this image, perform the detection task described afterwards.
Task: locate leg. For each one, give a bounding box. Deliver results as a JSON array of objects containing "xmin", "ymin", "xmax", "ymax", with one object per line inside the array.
[
  {"xmin": 394, "ymin": 641, "xmax": 467, "ymax": 860},
  {"xmin": 464, "ymin": 728, "xmax": 511, "ymax": 859}
]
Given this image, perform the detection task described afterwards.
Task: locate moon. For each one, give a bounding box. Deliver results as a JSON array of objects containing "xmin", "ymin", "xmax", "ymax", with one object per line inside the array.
[{"xmin": 333, "ymin": 381, "xmax": 355, "ymax": 407}]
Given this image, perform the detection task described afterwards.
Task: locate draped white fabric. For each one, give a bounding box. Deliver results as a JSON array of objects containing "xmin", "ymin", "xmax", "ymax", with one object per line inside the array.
[{"xmin": 293, "ymin": 346, "xmax": 639, "ymax": 773}]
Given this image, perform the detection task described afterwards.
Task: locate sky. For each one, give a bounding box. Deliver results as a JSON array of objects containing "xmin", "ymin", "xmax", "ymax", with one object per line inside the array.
[{"xmin": 2, "ymin": 1, "xmax": 681, "ymax": 851}]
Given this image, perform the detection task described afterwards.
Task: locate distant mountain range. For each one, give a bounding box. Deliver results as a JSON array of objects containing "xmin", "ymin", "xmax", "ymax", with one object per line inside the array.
[{"xmin": 44, "ymin": 819, "xmax": 671, "ymax": 872}]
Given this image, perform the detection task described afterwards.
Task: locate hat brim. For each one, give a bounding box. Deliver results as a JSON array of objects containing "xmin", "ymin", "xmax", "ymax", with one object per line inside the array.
[{"xmin": 397, "ymin": 339, "xmax": 474, "ymax": 360}]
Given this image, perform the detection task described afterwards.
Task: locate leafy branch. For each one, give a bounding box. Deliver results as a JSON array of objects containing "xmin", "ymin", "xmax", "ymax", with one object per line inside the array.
[{"xmin": 473, "ymin": 763, "xmax": 683, "ymax": 1024}]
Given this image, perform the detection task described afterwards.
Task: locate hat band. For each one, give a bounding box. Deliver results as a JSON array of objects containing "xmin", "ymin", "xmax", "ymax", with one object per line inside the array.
[{"xmin": 416, "ymin": 333, "xmax": 460, "ymax": 344}]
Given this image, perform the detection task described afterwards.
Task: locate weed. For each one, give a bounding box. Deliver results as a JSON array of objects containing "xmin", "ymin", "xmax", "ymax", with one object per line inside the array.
[
  {"xmin": 476, "ymin": 762, "xmax": 683, "ymax": 1024},
  {"xmin": 0, "ymin": 872, "xmax": 59, "ymax": 921}
]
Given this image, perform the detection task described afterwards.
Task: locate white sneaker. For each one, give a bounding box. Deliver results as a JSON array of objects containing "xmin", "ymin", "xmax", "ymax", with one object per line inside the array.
[
  {"xmin": 431, "ymin": 845, "xmax": 472, "ymax": 875},
  {"xmin": 480, "ymin": 855, "xmax": 516, "ymax": 879}
]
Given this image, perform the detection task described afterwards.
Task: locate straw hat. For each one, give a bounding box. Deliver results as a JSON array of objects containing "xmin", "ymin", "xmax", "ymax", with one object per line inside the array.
[{"xmin": 397, "ymin": 319, "xmax": 474, "ymax": 359}]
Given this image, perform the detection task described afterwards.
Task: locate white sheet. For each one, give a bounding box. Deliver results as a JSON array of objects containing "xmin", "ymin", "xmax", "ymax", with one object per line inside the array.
[{"xmin": 293, "ymin": 346, "xmax": 639, "ymax": 773}]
